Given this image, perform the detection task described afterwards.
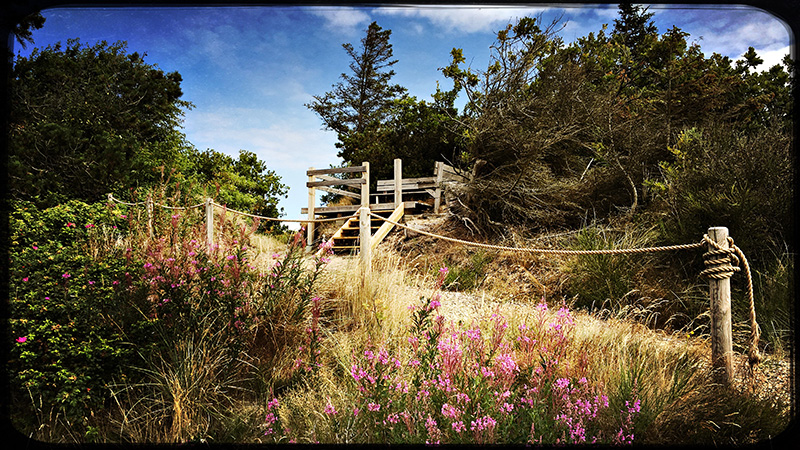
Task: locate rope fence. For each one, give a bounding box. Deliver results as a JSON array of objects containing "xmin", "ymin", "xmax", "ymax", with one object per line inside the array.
[
  {"xmin": 105, "ymin": 193, "xmax": 760, "ymax": 384},
  {"xmin": 107, "ymin": 193, "xmax": 357, "ymax": 224}
]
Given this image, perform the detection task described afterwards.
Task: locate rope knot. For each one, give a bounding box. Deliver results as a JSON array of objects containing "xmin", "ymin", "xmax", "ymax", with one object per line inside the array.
[
  {"xmin": 700, "ymin": 234, "xmax": 762, "ymax": 373},
  {"xmin": 700, "ymin": 235, "xmax": 741, "ymax": 280}
]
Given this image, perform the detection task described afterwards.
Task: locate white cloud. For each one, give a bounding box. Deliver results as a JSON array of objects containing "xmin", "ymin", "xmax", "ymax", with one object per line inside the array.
[
  {"xmin": 674, "ymin": 8, "xmax": 791, "ymax": 61},
  {"xmin": 307, "ymin": 6, "xmax": 372, "ymax": 36},
  {"xmin": 184, "ymin": 108, "xmax": 337, "ymax": 170},
  {"xmin": 375, "ymin": 5, "xmax": 551, "ymax": 34},
  {"xmin": 753, "ymin": 45, "xmax": 792, "ymax": 71}
]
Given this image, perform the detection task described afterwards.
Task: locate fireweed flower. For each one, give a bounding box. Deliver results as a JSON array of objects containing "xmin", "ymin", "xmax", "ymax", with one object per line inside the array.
[
  {"xmin": 441, "ymin": 403, "xmax": 461, "ymax": 419},
  {"xmin": 62, "ymin": 273, "xmax": 71, "ymax": 279},
  {"xmin": 16, "ymin": 337, "xmax": 27, "ymax": 343},
  {"xmin": 323, "ymin": 399, "xmax": 338, "ymax": 415}
]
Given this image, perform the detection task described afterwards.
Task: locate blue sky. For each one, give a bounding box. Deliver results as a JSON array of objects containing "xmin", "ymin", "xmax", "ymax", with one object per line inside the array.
[{"xmin": 13, "ymin": 3, "xmax": 793, "ymax": 227}]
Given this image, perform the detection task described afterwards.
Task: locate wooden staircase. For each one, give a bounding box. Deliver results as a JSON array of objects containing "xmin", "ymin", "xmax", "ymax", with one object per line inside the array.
[{"xmin": 317, "ymin": 204, "xmax": 404, "ymax": 256}]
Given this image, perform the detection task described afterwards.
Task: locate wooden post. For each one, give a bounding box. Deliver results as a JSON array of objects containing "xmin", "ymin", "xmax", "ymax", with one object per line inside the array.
[
  {"xmin": 359, "ymin": 206, "xmax": 371, "ymax": 275},
  {"xmin": 708, "ymin": 226, "xmax": 734, "ymax": 385},
  {"xmin": 361, "ymin": 161, "xmax": 370, "ymax": 208},
  {"xmin": 434, "ymin": 161, "xmax": 445, "ymax": 213},
  {"xmin": 205, "ymin": 197, "xmax": 214, "ymax": 248},
  {"xmin": 308, "ymin": 167, "xmax": 316, "ymax": 248},
  {"xmin": 394, "ymin": 158, "xmax": 403, "ymax": 208},
  {"xmin": 146, "ymin": 194, "xmax": 154, "ymax": 239}
]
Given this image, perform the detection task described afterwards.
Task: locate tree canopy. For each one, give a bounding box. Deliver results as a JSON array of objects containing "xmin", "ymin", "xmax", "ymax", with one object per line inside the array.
[
  {"xmin": 439, "ymin": 9, "xmax": 793, "ymax": 256},
  {"xmin": 9, "ymin": 38, "xmax": 287, "ymax": 224},
  {"xmin": 308, "ymin": 21, "xmax": 465, "ymax": 182}
]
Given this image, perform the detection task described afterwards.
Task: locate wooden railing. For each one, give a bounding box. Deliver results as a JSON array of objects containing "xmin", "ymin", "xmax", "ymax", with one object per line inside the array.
[{"xmin": 306, "ymin": 162, "xmax": 369, "ymax": 247}]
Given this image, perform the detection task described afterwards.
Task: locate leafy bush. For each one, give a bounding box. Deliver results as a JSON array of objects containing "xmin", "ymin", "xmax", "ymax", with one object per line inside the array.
[
  {"xmin": 8, "ymin": 200, "xmax": 148, "ymax": 430},
  {"xmin": 651, "ymin": 124, "xmax": 792, "ymax": 261}
]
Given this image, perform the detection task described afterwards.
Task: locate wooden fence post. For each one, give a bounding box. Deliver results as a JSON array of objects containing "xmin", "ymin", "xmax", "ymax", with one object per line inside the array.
[
  {"xmin": 146, "ymin": 194, "xmax": 154, "ymax": 239},
  {"xmin": 308, "ymin": 167, "xmax": 316, "ymax": 248},
  {"xmin": 434, "ymin": 161, "xmax": 445, "ymax": 213},
  {"xmin": 361, "ymin": 161, "xmax": 370, "ymax": 208},
  {"xmin": 205, "ymin": 197, "xmax": 214, "ymax": 248},
  {"xmin": 394, "ymin": 158, "xmax": 403, "ymax": 208},
  {"xmin": 359, "ymin": 206, "xmax": 372, "ymax": 275},
  {"xmin": 708, "ymin": 226, "xmax": 734, "ymax": 385}
]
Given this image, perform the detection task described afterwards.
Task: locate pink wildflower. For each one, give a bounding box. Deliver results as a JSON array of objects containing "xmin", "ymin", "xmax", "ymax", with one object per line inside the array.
[
  {"xmin": 16, "ymin": 337, "xmax": 27, "ymax": 343},
  {"xmin": 323, "ymin": 399, "xmax": 338, "ymax": 415}
]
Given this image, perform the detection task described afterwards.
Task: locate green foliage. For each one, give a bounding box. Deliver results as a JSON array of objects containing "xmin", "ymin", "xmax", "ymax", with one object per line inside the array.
[
  {"xmin": 442, "ymin": 251, "xmax": 493, "ymax": 292},
  {"xmin": 7, "ymin": 200, "xmax": 149, "ymax": 428},
  {"xmin": 9, "ymin": 39, "xmax": 192, "ymax": 206},
  {"xmin": 651, "ymin": 124, "xmax": 793, "ymax": 261},
  {"xmin": 187, "ymin": 148, "xmax": 288, "ymax": 230},
  {"xmin": 441, "ymin": 8, "xmax": 793, "ymax": 236},
  {"xmin": 9, "ymin": 39, "xmax": 288, "ymax": 225},
  {"xmin": 306, "ymin": 22, "xmax": 406, "ymax": 164},
  {"xmin": 342, "ymin": 94, "xmax": 465, "ymax": 183}
]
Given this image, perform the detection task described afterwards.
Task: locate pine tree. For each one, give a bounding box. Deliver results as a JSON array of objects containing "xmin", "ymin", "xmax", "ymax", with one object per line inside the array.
[{"xmin": 306, "ymin": 21, "xmax": 406, "ymax": 165}]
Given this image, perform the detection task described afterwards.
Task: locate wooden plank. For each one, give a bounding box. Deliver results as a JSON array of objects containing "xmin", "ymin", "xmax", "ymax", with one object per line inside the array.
[
  {"xmin": 377, "ymin": 176, "xmax": 437, "ymax": 186},
  {"xmin": 708, "ymin": 227, "xmax": 734, "ymax": 386},
  {"xmin": 394, "ymin": 158, "xmax": 402, "ymax": 208},
  {"xmin": 376, "ymin": 180, "xmax": 438, "ymax": 191},
  {"xmin": 301, "ymin": 201, "xmax": 417, "ymax": 215},
  {"xmin": 307, "ymin": 165, "xmax": 367, "ymax": 176},
  {"xmin": 316, "ymin": 185, "xmax": 361, "ymax": 199},
  {"xmin": 359, "ymin": 207, "xmax": 371, "ymax": 273},
  {"xmin": 371, "ymin": 203, "xmax": 404, "ymax": 252},
  {"xmin": 434, "ymin": 161, "xmax": 444, "ymax": 213},
  {"xmin": 361, "ymin": 161, "xmax": 370, "ymax": 208},
  {"xmin": 307, "ymin": 178, "xmax": 366, "ymax": 188},
  {"xmin": 307, "ymin": 167, "xmax": 315, "ymax": 248}
]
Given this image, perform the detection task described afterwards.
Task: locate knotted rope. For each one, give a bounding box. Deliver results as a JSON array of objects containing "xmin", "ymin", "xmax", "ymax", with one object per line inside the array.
[{"xmin": 701, "ymin": 235, "xmax": 761, "ymax": 371}]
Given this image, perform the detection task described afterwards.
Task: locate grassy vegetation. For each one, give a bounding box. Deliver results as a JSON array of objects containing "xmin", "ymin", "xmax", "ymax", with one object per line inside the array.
[{"xmin": 7, "ymin": 200, "xmax": 792, "ymax": 445}]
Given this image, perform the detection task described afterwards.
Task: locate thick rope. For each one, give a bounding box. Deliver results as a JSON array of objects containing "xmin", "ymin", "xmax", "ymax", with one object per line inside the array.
[
  {"xmin": 108, "ymin": 194, "xmax": 204, "ymax": 210},
  {"xmin": 209, "ymin": 200, "xmax": 356, "ymax": 223},
  {"xmin": 366, "ymin": 210, "xmax": 704, "ymax": 255},
  {"xmin": 701, "ymin": 235, "xmax": 761, "ymax": 371},
  {"xmin": 107, "ymin": 194, "xmax": 356, "ymax": 224}
]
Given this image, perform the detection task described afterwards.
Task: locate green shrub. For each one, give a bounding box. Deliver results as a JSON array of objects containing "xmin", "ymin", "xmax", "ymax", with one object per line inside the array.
[{"xmin": 8, "ymin": 200, "xmax": 148, "ymax": 432}]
